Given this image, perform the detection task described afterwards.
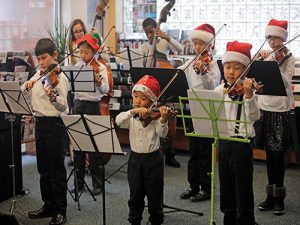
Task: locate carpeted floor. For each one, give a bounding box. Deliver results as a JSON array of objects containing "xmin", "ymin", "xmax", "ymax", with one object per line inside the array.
[{"xmin": 0, "ymin": 147, "xmax": 300, "ymax": 225}]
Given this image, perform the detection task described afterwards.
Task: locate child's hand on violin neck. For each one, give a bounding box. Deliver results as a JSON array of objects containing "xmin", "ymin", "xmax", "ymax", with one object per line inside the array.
[
  {"xmin": 243, "ymin": 78, "xmax": 254, "ymax": 99},
  {"xmin": 258, "ymin": 50, "xmax": 270, "ymax": 59},
  {"xmin": 95, "ymin": 75, "xmax": 103, "ymax": 87},
  {"xmin": 25, "ymin": 80, "xmax": 36, "ymax": 90},
  {"xmin": 159, "ymin": 106, "xmax": 171, "ymax": 124},
  {"xmin": 130, "ymin": 107, "xmax": 148, "ymax": 118}
]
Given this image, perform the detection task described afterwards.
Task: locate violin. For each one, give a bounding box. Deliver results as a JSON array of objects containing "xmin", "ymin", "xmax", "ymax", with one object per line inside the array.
[
  {"xmin": 227, "ymin": 78, "xmax": 263, "ymax": 99},
  {"xmin": 43, "ymin": 64, "xmax": 60, "ymax": 88},
  {"xmin": 138, "ymin": 106, "xmax": 178, "ymax": 128},
  {"xmin": 274, "ymin": 46, "xmax": 289, "ymax": 64},
  {"xmin": 193, "ymin": 50, "xmax": 212, "ymax": 74}
]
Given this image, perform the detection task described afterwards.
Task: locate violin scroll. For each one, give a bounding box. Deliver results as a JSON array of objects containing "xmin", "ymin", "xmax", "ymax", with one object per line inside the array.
[{"xmin": 193, "ymin": 51, "xmax": 212, "ymax": 74}]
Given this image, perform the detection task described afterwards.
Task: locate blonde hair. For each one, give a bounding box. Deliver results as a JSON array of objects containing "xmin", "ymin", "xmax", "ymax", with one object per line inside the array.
[{"xmin": 67, "ymin": 19, "xmax": 87, "ymax": 65}]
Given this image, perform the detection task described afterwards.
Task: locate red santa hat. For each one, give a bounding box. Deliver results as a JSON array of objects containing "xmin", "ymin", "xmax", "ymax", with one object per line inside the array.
[
  {"xmin": 265, "ymin": 19, "xmax": 288, "ymax": 42},
  {"xmin": 76, "ymin": 33, "xmax": 100, "ymax": 51},
  {"xmin": 189, "ymin": 24, "xmax": 215, "ymax": 49},
  {"xmin": 132, "ymin": 75, "xmax": 160, "ymax": 102},
  {"xmin": 222, "ymin": 41, "xmax": 252, "ymax": 66}
]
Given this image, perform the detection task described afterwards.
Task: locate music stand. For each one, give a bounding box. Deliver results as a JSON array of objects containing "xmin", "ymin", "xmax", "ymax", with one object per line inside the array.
[
  {"xmin": 178, "ymin": 89, "xmax": 252, "ymax": 225},
  {"xmin": 129, "ymin": 67, "xmax": 203, "ymax": 217},
  {"xmin": 0, "ymin": 81, "xmax": 33, "ymax": 215},
  {"xmin": 217, "ymin": 60, "xmax": 287, "ymax": 96},
  {"xmin": 61, "ymin": 114, "xmax": 124, "ymax": 224}
]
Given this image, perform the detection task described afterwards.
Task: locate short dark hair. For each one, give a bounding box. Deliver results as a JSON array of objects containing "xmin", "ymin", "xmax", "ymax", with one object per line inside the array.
[
  {"xmin": 34, "ymin": 38, "xmax": 57, "ymax": 56},
  {"xmin": 142, "ymin": 17, "xmax": 157, "ymax": 28}
]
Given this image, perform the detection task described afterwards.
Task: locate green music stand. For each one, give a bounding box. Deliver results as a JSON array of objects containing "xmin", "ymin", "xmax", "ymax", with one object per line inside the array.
[{"xmin": 178, "ymin": 89, "xmax": 252, "ymax": 225}]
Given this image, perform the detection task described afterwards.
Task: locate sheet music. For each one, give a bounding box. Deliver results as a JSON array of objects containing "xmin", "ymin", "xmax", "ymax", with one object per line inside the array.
[
  {"xmin": 116, "ymin": 48, "xmax": 145, "ymax": 70},
  {"xmin": 187, "ymin": 89, "xmax": 229, "ymax": 137},
  {"xmin": 0, "ymin": 81, "xmax": 32, "ymax": 115},
  {"xmin": 61, "ymin": 66, "xmax": 96, "ymax": 92},
  {"xmin": 61, "ymin": 115, "xmax": 123, "ymax": 154}
]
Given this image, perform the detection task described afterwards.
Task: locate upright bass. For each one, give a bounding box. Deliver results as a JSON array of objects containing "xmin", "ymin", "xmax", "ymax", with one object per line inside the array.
[{"xmin": 152, "ymin": 0, "xmax": 175, "ymax": 68}]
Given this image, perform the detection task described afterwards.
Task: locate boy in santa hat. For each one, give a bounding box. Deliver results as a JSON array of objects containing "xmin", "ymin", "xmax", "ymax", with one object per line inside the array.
[
  {"xmin": 215, "ymin": 40, "xmax": 260, "ymax": 225},
  {"xmin": 116, "ymin": 75, "xmax": 170, "ymax": 225},
  {"xmin": 179, "ymin": 23, "xmax": 220, "ymax": 202},
  {"xmin": 255, "ymin": 19, "xmax": 295, "ymax": 215}
]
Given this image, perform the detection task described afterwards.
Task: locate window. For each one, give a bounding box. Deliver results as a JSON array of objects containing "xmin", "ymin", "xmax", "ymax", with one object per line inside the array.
[{"xmin": 124, "ymin": 0, "xmax": 300, "ymax": 56}]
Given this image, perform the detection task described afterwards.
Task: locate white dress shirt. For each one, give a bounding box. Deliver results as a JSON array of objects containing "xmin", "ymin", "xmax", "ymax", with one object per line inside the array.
[
  {"xmin": 21, "ymin": 70, "xmax": 69, "ymax": 117},
  {"xmin": 74, "ymin": 57, "xmax": 109, "ymax": 101},
  {"xmin": 178, "ymin": 58, "xmax": 220, "ymax": 91},
  {"xmin": 115, "ymin": 110, "xmax": 168, "ymax": 153},
  {"xmin": 139, "ymin": 37, "xmax": 183, "ymax": 67},
  {"xmin": 215, "ymin": 84, "xmax": 261, "ymax": 137}
]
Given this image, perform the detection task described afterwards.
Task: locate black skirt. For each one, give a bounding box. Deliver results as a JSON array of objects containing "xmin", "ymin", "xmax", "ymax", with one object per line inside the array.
[{"xmin": 254, "ymin": 110, "xmax": 292, "ymax": 152}]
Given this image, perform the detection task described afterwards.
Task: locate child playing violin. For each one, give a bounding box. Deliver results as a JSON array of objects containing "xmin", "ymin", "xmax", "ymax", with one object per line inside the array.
[
  {"xmin": 255, "ymin": 19, "xmax": 295, "ymax": 215},
  {"xmin": 216, "ymin": 40, "xmax": 260, "ymax": 225},
  {"xmin": 22, "ymin": 38, "xmax": 69, "ymax": 225},
  {"xmin": 139, "ymin": 17, "xmax": 183, "ymax": 168},
  {"xmin": 179, "ymin": 24, "xmax": 220, "ymax": 202},
  {"xmin": 69, "ymin": 33, "xmax": 109, "ymax": 196},
  {"xmin": 115, "ymin": 75, "xmax": 170, "ymax": 225}
]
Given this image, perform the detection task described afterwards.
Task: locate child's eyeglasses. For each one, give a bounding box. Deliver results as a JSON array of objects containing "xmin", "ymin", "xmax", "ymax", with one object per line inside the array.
[{"xmin": 73, "ymin": 30, "xmax": 84, "ymax": 34}]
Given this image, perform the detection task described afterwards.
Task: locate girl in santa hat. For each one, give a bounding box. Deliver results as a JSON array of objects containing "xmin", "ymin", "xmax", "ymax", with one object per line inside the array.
[
  {"xmin": 254, "ymin": 19, "xmax": 295, "ymax": 215},
  {"xmin": 116, "ymin": 75, "xmax": 170, "ymax": 225},
  {"xmin": 216, "ymin": 40, "xmax": 260, "ymax": 225},
  {"xmin": 69, "ymin": 33, "xmax": 110, "ymax": 196},
  {"xmin": 179, "ymin": 23, "xmax": 220, "ymax": 202}
]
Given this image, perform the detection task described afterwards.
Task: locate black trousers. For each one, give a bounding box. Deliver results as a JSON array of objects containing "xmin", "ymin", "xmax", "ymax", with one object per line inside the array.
[
  {"xmin": 218, "ymin": 140, "xmax": 255, "ymax": 225},
  {"xmin": 188, "ymin": 133, "xmax": 213, "ymax": 193},
  {"xmin": 35, "ymin": 117, "xmax": 67, "ymax": 215},
  {"xmin": 128, "ymin": 150, "xmax": 164, "ymax": 225},
  {"xmin": 73, "ymin": 100, "xmax": 103, "ymax": 189}
]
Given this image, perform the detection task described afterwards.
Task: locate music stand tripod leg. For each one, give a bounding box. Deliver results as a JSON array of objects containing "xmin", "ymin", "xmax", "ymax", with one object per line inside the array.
[
  {"xmin": 158, "ymin": 141, "xmax": 204, "ymax": 216},
  {"xmin": 8, "ymin": 114, "xmax": 24, "ymax": 215}
]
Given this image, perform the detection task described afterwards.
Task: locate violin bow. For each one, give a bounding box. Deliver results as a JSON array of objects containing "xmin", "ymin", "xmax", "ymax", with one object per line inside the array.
[{"xmin": 148, "ymin": 24, "xmax": 227, "ymax": 111}]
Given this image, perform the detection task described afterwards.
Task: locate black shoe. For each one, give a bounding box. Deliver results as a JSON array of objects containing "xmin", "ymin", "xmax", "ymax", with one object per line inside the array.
[
  {"xmin": 28, "ymin": 206, "xmax": 55, "ymax": 219},
  {"xmin": 190, "ymin": 190, "xmax": 211, "ymax": 202},
  {"xmin": 67, "ymin": 159, "xmax": 74, "ymax": 166},
  {"xmin": 165, "ymin": 155, "xmax": 181, "ymax": 168},
  {"xmin": 91, "ymin": 188, "xmax": 102, "ymax": 196},
  {"xmin": 180, "ymin": 188, "xmax": 198, "ymax": 199},
  {"xmin": 49, "ymin": 213, "xmax": 66, "ymax": 225},
  {"xmin": 69, "ymin": 186, "xmax": 83, "ymax": 194},
  {"xmin": 273, "ymin": 198, "xmax": 285, "ymax": 215},
  {"xmin": 258, "ymin": 195, "xmax": 274, "ymax": 211}
]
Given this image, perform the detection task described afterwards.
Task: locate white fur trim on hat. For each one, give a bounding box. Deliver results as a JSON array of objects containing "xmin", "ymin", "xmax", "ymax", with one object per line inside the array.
[
  {"xmin": 132, "ymin": 84, "xmax": 158, "ymax": 102},
  {"xmin": 265, "ymin": 25, "xmax": 288, "ymax": 42},
  {"xmin": 222, "ymin": 51, "xmax": 250, "ymax": 66},
  {"xmin": 189, "ymin": 30, "xmax": 214, "ymax": 43}
]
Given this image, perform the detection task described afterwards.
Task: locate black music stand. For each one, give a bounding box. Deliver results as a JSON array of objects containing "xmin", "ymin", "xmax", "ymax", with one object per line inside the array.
[
  {"xmin": 217, "ymin": 60, "xmax": 287, "ymax": 96},
  {"xmin": 60, "ymin": 66, "xmax": 101, "ymax": 204},
  {"xmin": 61, "ymin": 65, "xmax": 96, "ymax": 92},
  {"xmin": 129, "ymin": 67, "xmax": 203, "ymax": 217},
  {"xmin": 61, "ymin": 114, "xmax": 124, "ymax": 224},
  {"xmin": 0, "ymin": 81, "xmax": 33, "ymax": 215}
]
